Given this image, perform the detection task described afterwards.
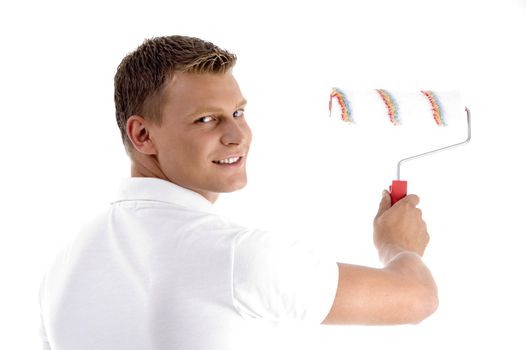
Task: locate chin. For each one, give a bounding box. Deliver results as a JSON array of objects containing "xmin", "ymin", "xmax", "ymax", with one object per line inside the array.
[{"xmin": 221, "ymin": 177, "xmax": 248, "ymax": 193}]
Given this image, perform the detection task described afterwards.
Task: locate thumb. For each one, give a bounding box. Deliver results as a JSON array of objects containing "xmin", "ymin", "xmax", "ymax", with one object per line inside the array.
[{"xmin": 376, "ymin": 190, "xmax": 392, "ymax": 218}]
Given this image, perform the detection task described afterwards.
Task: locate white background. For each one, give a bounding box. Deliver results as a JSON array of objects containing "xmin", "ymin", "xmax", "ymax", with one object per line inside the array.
[{"xmin": 1, "ymin": 0, "xmax": 525, "ymax": 348}]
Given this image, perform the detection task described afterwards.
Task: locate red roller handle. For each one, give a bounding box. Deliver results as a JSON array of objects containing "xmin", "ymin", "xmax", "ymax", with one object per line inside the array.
[{"xmin": 389, "ymin": 180, "xmax": 407, "ymax": 205}]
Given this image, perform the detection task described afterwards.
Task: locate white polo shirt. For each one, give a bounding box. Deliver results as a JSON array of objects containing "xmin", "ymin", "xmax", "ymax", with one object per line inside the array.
[{"xmin": 39, "ymin": 177, "xmax": 339, "ymax": 350}]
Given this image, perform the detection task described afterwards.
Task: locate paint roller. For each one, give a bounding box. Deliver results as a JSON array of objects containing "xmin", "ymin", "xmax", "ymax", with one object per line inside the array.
[{"xmin": 329, "ymin": 88, "xmax": 471, "ymax": 204}]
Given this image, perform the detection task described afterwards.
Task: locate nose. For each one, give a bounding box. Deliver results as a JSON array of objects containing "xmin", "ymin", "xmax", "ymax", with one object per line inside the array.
[{"xmin": 220, "ymin": 118, "xmax": 250, "ymax": 146}]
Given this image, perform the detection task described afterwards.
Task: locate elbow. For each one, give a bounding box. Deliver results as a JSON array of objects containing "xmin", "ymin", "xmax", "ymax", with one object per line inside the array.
[
  {"xmin": 409, "ymin": 284, "xmax": 439, "ymax": 324},
  {"xmin": 424, "ymin": 287, "xmax": 440, "ymax": 320}
]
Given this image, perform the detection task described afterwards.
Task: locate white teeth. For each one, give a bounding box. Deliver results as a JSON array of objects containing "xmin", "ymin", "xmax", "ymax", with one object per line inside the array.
[{"xmin": 214, "ymin": 157, "xmax": 241, "ymax": 164}]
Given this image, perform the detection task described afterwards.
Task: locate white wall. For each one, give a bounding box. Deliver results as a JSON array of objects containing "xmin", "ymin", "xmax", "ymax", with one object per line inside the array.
[{"xmin": 1, "ymin": 0, "xmax": 525, "ymax": 348}]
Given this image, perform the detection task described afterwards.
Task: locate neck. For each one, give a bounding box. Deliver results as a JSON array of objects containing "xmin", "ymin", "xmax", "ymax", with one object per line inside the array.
[
  {"xmin": 130, "ymin": 157, "xmax": 166, "ymax": 179},
  {"xmin": 130, "ymin": 154, "xmax": 219, "ymax": 204}
]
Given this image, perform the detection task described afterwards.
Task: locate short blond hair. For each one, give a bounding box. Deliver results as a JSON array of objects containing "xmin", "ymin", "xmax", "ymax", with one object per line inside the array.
[{"xmin": 114, "ymin": 35, "xmax": 237, "ymax": 152}]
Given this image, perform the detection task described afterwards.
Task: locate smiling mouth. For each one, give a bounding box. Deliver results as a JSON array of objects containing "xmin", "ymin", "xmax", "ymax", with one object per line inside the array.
[{"xmin": 212, "ymin": 156, "xmax": 243, "ymax": 165}]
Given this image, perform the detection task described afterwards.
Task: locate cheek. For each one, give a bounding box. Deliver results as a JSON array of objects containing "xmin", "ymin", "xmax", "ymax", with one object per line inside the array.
[
  {"xmin": 158, "ymin": 127, "xmax": 218, "ymax": 166},
  {"xmin": 156, "ymin": 132, "xmax": 193, "ymax": 165},
  {"xmin": 183, "ymin": 135, "xmax": 214, "ymax": 163}
]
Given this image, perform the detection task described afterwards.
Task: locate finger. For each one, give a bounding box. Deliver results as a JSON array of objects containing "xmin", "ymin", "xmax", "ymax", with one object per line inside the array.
[
  {"xmin": 421, "ymin": 221, "xmax": 430, "ymax": 244},
  {"xmin": 376, "ymin": 190, "xmax": 392, "ymax": 217},
  {"xmin": 400, "ymin": 194, "xmax": 420, "ymax": 207}
]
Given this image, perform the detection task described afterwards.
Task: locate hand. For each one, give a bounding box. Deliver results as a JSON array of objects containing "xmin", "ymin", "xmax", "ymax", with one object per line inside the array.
[{"xmin": 373, "ymin": 191, "xmax": 430, "ymax": 264}]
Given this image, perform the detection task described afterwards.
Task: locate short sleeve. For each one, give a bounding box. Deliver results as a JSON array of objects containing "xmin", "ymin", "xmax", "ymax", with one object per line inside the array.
[{"xmin": 232, "ymin": 229, "xmax": 339, "ymax": 323}]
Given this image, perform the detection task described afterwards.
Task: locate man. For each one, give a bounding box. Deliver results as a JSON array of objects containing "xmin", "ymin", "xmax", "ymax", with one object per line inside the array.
[{"xmin": 39, "ymin": 35, "xmax": 438, "ymax": 350}]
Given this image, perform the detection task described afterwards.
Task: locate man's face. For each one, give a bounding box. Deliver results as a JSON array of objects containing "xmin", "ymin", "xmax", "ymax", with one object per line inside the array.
[{"xmin": 148, "ymin": 71, "xmax": 251, "ymax": 202}]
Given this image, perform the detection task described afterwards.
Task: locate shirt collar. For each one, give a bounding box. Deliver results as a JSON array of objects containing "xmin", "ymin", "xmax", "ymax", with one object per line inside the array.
[{"xmin": 113, "ymin": 177, "xmax": 216, "ymax": 214}]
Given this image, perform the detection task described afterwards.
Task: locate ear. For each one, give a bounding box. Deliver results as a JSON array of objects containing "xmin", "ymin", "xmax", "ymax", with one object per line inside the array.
[{"xmin": 126, "ymin": 115, "xmax": 158, "ymax": 155}]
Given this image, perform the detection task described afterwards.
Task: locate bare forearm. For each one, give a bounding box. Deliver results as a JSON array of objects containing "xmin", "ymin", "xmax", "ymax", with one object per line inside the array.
[{"xmin": 323, "ymin": 257, "xmax": 438, "ymax": 325}]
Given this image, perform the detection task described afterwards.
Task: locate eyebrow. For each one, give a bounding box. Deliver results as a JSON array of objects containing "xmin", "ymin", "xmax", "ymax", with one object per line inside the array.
[{"xmin": 187, "ymin": 99, "xmax": 247, "ymax": 118}]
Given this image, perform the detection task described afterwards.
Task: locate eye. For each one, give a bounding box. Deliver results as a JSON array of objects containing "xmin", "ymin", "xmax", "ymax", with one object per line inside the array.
[
  {"xmin": 233, "ymin": 109, "xmax": 245, "ymax": 118},
  {"xmin": 195, "ymin": 115, "xmax": 216, "ymax": 124}
]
